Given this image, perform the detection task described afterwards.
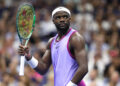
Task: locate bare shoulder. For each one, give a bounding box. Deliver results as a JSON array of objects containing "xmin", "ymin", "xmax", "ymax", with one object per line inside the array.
[
  {"xmin": 70, "ymin": 31, "xmax": 85, "ymax": 49},
  {"xmin": 47, "ymin": 37, "xmax": 54, "ymax": 49}
]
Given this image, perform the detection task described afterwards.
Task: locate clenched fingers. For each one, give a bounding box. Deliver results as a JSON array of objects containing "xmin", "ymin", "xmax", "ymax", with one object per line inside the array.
[
  {"xmin": 18, "ymin": 46, "xmax": 25, "ymax": 56},
  {"xmin": 18, "ymin": 45, "xmax": 29, "ymax": 56}
]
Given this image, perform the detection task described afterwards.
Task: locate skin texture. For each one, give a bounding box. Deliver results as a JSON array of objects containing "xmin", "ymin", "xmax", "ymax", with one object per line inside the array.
[
  {"xmin": 18, "ymin": 11, "xmax": 88, "ymax": 85},
  {"xmin": 69, "ymin": 32, "xmax": 88, "ymax": 84}
]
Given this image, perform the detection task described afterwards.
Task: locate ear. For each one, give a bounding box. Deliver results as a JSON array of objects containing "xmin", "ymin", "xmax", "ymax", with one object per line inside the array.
[{"xmin": 69, "ymin": 17, "xmax": 71, "ymax": 22}]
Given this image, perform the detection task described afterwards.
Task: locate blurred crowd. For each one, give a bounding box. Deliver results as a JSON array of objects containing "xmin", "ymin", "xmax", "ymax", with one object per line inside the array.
[{"xmin": 0, "ymin": 0, "xmax": 120, "ymax": 86}]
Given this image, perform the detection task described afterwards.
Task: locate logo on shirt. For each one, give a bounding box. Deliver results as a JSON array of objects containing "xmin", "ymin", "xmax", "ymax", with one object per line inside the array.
[{"xmin": 56, "ymin": 46, "xmax": 59, "ymax": 49}]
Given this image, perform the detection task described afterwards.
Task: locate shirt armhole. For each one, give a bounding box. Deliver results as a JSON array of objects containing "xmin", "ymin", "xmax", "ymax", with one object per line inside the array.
[
  {"xmin": 50, "ymin": 38, "xmax": 54, "ymax": 49},
  {"xmin": 67, "ymin": 31, "xmax": 77, "ymax": 59}
]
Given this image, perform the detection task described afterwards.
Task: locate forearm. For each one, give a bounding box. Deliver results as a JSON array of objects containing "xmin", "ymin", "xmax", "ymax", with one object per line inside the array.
[
  {"xmin": 27, "ymin": 56, "xmax": 50, "ymax": 75},
  {"xmin": 18, "ymin": 41, "xmax": 52, "ymax": 75},
  {"xmin": 34, "ymin": 58, "xmax": 50, "ymax": 75},
  {"xmin": 71, "ymin": 65, "xmax": 88, "ymax": 84}
]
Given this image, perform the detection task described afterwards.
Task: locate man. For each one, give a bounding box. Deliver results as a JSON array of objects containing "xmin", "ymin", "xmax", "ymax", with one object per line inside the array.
[{"xmin": 18, "ymin": 6, "xmax": 88, "ymax": 86}]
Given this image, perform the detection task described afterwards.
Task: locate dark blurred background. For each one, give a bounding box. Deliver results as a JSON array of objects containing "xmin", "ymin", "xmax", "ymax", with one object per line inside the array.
[{"xmin": 0, "ymin": 0, "xmax": 120, "ymax": 86}]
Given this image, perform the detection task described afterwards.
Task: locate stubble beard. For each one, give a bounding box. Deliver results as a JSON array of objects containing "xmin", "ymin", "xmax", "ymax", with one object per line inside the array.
[{"xmin": 56, "ymin": 23, "xmax": 70, "ymax": 34}]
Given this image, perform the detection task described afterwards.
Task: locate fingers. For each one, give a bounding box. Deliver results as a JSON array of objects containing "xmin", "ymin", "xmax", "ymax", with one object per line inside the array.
[
  {"xmin": 24, "ymin": 47, "xmax": 29, "ymax": 54},
  {"xmin": 18, "ymin": 45, "xmax": 25, "ymax": 56},
  {"xmin": 18, "ymin": 45, "xmax": 29, "ymax": 56}
]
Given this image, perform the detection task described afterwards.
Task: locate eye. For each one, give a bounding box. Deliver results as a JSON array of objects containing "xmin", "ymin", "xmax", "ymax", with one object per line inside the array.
[
  {"xmin": 63, "ymin": 15, "xmax": 68, "ymax": 19},
  {"xmin": 56, "ymin": 16, "xmax": 60, "ymax": 20}
]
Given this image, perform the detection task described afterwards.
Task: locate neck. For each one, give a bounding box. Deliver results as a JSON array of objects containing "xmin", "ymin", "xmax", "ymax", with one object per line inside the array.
[{"xmin": 57, "ymin": 28, "xmax": 70, "ymax": 40}]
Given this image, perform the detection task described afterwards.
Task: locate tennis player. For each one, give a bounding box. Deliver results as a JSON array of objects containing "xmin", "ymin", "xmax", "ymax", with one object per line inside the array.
[{"xmin": 18, "ymin": 6, "xmax": 88, "ymax": 86}]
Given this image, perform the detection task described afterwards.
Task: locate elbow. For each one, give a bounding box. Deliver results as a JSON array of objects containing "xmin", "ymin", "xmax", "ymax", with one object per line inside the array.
[
  {"xmin": 37, "ymin": 70, "xmax": 47, "ymax": 75},
  {"xmin": 39, "ymin": 71, "xmax": 46, "ymax": 75},
  {"xmin": 80, "ymin": 65, "xmax": 88, "ymax": 75},
  {"xmin": 85, "ymin": 66, "xmax": 88, "ymax": 74},
  {"xmin": 34, "ymin": 63, "xmax": 49, "ymax": 75},
  {"xmin": 34, "ymin": 68, "xmax": 47, "ymax": 75},
  {"xmin": 84, "ymin": 64, "xmax": 88, "ymax": 74},
  {"xmin": 85, "ymin": 65, "xmax": 88, "ymax": 74},
  {"xmin": 39, "ymin": 69, "xmax": 49, "ymax": 75}
]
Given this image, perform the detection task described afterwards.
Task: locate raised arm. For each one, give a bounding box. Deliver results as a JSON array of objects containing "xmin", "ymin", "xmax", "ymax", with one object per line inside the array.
[
  {"xmin": 34, "ymin": 38, "xmax": 53, "ymax": 74},
  {"xmin": 18, "ymin": 38, "xmax": 53, "ymax": 75},
  {"xmin": 69, "ymin": 32, "xmax": 88, "ymax": 84}
]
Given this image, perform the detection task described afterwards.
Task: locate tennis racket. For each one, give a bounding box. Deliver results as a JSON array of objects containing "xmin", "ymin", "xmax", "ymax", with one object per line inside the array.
[{"xmin": 16, "ymin": 3, "xmax": 36, "ymax": 76}]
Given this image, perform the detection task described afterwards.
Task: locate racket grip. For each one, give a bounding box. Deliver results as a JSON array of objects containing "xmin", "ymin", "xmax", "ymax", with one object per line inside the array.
[{"xmin": 19, "ymin": 56, "xmax": 25, "ymax": 76}]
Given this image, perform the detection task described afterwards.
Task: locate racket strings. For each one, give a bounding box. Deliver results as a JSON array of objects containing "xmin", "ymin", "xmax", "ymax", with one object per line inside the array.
[{"xmin": 17, "ymin": 4, "xmax": 34, "ymax": 39}]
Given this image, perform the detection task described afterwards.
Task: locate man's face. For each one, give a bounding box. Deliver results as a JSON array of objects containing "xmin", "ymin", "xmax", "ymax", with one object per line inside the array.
[{"xmin": 53, "ymin": 11, "xmax": 71, "ymax": 32}]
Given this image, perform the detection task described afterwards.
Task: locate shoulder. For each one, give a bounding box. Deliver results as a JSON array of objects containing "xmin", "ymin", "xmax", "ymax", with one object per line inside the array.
[
  {"xmin": 47, "ymin": 37, "xmax": 54, "ymax": 49},
  {"xmin": 70, "ymin": 31, "xmax": 85, "ymax": 43},
  {"xmin": 70, "ymin": 31, "xmax": 85, "ymax": 49}
]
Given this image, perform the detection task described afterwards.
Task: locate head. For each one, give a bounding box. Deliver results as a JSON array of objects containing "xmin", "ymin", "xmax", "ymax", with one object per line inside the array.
[{"xmin": 52, "ymin": 7, "xmax": 71, "ymax": 33}]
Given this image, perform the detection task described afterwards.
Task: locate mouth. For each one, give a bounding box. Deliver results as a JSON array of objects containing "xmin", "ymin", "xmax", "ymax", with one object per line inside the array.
[{"xmin": 59, "ymin": 23, "xmax": 66, "ymax": 28}]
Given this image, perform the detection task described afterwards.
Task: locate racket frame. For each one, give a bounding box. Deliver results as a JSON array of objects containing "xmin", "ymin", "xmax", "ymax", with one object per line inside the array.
[{"xmin": 16, "ymin": 3, "xmax": 36, "ymax": 76}]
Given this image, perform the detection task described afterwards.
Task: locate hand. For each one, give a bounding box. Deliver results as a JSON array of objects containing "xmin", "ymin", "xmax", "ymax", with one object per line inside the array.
[{"xmin": 18, "ymin": 45, "xmax": 32, "ymax": 60}]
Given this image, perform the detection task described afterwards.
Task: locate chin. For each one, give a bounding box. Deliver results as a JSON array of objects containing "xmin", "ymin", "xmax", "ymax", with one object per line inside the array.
[
  {"xmin": 58, "ymin": 26, "xmax": 65, "ymax": 30},
  {"xmin": 56, "ymin": 25, "xmax": 70, "ymax": 32},
  {"xmin": 59, "ymin": 28, "xmax": 69, "ymax": 33}
]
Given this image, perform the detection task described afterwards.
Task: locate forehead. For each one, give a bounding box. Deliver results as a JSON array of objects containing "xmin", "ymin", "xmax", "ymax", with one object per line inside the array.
[{"xmin": 53, "ymin": 11, "xmax": 70, "ymax": 17}]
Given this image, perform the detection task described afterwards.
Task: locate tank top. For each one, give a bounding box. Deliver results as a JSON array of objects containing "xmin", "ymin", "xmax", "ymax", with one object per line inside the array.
[{"xmin": 51, "ymin": 28, "xmax": 86, "ymax": 86}]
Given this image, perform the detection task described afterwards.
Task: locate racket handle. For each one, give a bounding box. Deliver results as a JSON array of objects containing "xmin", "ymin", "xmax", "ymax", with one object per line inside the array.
[{"xmin": 19, "ymin": 56, "xmax": 25, "ymax": 76}]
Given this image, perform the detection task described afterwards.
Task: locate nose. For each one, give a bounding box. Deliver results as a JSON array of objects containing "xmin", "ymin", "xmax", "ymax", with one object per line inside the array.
[{"xmin": 60, "ymin": 17, "xmax": 65, "ymax": 22}]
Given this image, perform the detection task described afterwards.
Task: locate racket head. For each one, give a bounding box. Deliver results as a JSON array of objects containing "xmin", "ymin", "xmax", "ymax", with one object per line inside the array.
[{"xmin": 16, "ymin": 3, "xmax": 35, "ymax": 40}]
